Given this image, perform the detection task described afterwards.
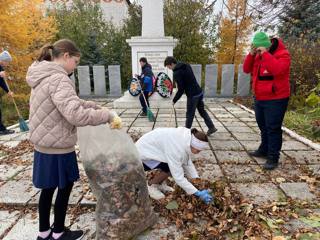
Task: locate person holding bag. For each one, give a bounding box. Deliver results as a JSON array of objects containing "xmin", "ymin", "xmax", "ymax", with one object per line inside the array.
[{"xmin": 27, "ymin": 39, "xmax": 121, "ymax": 240}]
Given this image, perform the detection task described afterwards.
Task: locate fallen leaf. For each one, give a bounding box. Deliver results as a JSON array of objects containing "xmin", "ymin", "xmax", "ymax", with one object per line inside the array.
[
  {"xmin": 166, "ymin": 200, "xmax": 179, "ymax": 210},
  {"xmin": 299, "ymin": 215, "xmax": 320, "ymax": 228},
  {"xmin": 272, "ymin": 236, "xmax": 286, "ymax": 240},
  {"xmin": 276, "ymin": 177, "xmax": 286, "ymax": 183}
]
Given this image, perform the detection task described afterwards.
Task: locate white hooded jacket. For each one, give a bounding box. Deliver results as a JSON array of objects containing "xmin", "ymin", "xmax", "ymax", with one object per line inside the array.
[{"xmin": 135, "ymin": 127, "xmax": 199, "ymax": 194}]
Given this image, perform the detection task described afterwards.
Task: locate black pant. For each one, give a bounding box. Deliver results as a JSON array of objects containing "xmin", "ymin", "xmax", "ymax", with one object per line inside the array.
[
  {"xmin": 139, "ymin": 91, "xmax": 150, "ymax": 113},
  {"xmin": 186, "ymin": 92, "xmax": 215, "ymax": 129},
  {"xmin": 39, "ymin": 182, "xmax": 73, "ymax": 233},
  {"xmin": 0, "ymin": 103, "xmax": 6, "ymax": 131},
  {"xmin": 254, "ymin": 98, "xmax": 289, "ymax": 160}
]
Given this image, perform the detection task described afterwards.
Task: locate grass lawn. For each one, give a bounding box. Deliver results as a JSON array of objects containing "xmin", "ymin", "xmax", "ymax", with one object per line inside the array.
[{"xmin": 234, "ymin": 96, "xmax": 320, "ymax": 143}]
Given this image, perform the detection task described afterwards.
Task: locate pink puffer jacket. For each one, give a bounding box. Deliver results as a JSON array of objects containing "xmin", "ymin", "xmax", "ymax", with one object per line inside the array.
[{"xmin": 26, "ymin": 61, "xmax": 111, "ymax": 154}]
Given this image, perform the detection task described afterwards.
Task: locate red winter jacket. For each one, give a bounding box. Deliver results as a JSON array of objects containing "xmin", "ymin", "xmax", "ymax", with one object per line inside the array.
[{"xmin": 243, "ymin": 38, "xmax": 291, "ymax": 100}]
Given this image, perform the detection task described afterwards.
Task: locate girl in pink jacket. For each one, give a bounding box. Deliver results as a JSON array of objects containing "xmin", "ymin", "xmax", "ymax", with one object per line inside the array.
[{"xmin": 26, "ymin": 39, "xmax": 121, "ymax": 240}]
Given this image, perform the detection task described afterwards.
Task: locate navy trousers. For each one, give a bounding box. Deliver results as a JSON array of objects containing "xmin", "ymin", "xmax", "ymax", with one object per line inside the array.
[{"xmin": 254, "ymin": 97, "xmax": 289, "ymax": 160}]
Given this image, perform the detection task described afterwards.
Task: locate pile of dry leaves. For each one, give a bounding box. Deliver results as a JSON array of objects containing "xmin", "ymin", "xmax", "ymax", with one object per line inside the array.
[
  {"xmin": 152, "ymin": 179, "xmax": 319, "ymax": 239},
  {"xmin": 0, "ymin": 140, "xmax": 33, "ymax": 165}
]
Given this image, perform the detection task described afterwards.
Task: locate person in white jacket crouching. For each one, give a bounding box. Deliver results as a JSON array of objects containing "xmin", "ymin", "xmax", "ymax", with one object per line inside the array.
[{"xmin": 136, "ymin": 127, "xmax": 213, "ymax": 204}]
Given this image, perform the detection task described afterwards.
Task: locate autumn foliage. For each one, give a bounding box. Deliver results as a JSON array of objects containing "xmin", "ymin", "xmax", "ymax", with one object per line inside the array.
[{"xmin": 0, "ymin": 0, "xmax": 57, "ymax": 83}]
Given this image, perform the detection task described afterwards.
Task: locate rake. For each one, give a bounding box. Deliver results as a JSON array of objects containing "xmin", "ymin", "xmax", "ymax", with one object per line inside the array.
[
  {"xmin": 136, "ymin": 80, "xmax": 155, "ymax": 122},
  {"xmin": 3, "ymin": 78, "xmax": 29, "ymax": 132}
]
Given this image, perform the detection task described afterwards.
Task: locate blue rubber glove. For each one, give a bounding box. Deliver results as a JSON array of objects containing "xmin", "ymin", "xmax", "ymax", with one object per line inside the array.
[{"xmin": 194, "ymin": 190, "xmax": 213, "ymax": 204}]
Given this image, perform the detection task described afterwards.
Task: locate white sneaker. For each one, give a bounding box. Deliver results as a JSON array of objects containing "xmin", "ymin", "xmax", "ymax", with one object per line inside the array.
[
  {"xmin": 157, "ymin": 182, "xmax": 174, "ymax": 193},
  {"xmin": 148, "ymin": 184, "xmax": 165, "ymax": 200}
]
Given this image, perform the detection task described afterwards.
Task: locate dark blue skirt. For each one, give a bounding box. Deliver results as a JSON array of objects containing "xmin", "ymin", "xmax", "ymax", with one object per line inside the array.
[{"xmin": 33, "ymin": 150, "xmax": 79, "ymax": 189}]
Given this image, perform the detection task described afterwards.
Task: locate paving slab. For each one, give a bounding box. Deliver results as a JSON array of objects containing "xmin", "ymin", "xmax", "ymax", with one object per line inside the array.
[
  {"xmin": 308, "ymin": 165, "xmax": 320, "ymax": 176},
  {"xmin": 239, "ymin": 117, "xmax": 257, "ymax": 122},
  {"xmin": 4, "ymin": 213, "xmax": 70, "ymax": 240},
  {"xmin": 222, "ymin": 121, "xmax": 248, "ymax": 127},
  {"xmin": 283, "ymin": 150, "xmax": 320, "ymax": 164},
  {"xmin": 282, "ymin": 141, "xmax": 311, "ymax": 151},
  {"xmin": 267, "ymin": 164, "xmax": 306, "ymax": 182},
  {"xmin": 12, "ymin": 133, "xmax": 29, "ymax": 141},
  {"xmin": 210, "ymin": 132, "xmax": 236, "ymax": 141},
  {"xmin": 246, "ymin": 121, "xmax": 258, "ymax": 127},
  {"xmin": 4, "ymin": 213, "xmax": 39, "ymax": 240},
  {"xmin": 197, "ymin": 164, "xmax": 224, "ymax": 181},
  {"xmin": 232, "ymin": 132, "xmax": 261, "ymax": 141},
  {"xmin": 225, "ymin": 126, "xmax": 256, "ymax": 133},
  {"xmin": 81, "ymin": 190, "xmax": 96, "ymax": 206},
  {"xmin": 215, "ymin": 113, "xmax": 235, "ymax": 119},
  {"xmin": 0, "ymin": 211, "xmax": 20, "ymax": 237},
  {"xmin": 280, "ymin": 182, "xmax": 316, "ymax": 200},
  {"xmin": 222, "ymin": 164, "xmax": 268, "ymax": 183},
  {"xmin": 128, "ymin": 127, "xmax": 153, "ymax": 134},
  {"xmin": 214, "ymin": 151, "xmax": 253, "ymax": 164},
  {"xmin": 0, "ymin": 132, "xmax": 25, "ymax": 141},
  {"xmin": 253, "ymin": 153, "xmax": 290, "ymax": 165},
  {"xmin": 232, "ymin": 183, "xmax": 284, "ymax": 205},
  {"xmin": 131, "ymin": 121, "xmax": 155, "ymax": 127},
  {"xmin": 2, "ymin": 141, "xmax": 21, "ymax": 148},
  {"xmin": 239, "ymin": 140, "xmax": 261, "ymax": 151},
  {"xmin": 212, "ymin": 126, "xmax": 229, "ymax": 133},
  {"xmin": 192, "ymin": 150, "xmax": 217, "ymax": 163},
  {"xmin": 0, "ymin": 164, "xmax": 26, "ymax": 181},
  {"xmin": 136, "ymin": 219, "xmax": 183, "ymax": 240},
  {"xmin": 209, "ymin": 140, "xmax": 244, "ymax": 151},
  {"xmin": 0, "ymin": 180, "xmax": 39, "ymax": 204},
  {"xmin": 71, "ymin": 212, "xmax": 96, "ymax": 240}
]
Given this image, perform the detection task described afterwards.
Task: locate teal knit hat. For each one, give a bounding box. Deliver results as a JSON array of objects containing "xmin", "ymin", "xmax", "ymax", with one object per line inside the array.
[{"xmin": 252, "ymin": 32, "xmax": 271, "ymax": 48}]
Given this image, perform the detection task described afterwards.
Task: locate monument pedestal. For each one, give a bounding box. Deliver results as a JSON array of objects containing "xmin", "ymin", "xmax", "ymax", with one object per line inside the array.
[
  {"xmin": 126, "ymin": 36, "xmax": 178, "ymax": 78},
  {"xmin": 113, "ymin": 89, "xmax": 186, "ymax": 109}
]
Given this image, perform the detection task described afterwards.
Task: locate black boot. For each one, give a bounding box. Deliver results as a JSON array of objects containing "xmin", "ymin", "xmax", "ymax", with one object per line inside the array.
[
  {"xmin": 263, "ymin": 157, "xmax": 279, "ymax": 170},
  {"xmin": 249, "ymin": 150, "xmax": 267, "ymax": 158}
]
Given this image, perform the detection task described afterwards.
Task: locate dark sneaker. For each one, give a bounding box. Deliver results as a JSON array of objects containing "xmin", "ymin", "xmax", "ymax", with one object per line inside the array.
[
  {"xmin": 140, "ymin": 112, "xmax": 147, "ymax": 116},
  {"xmin": 207, "ymin": 127, "xmax": 217, "ymax": 136},
  {"xmin": 37, "ymin": 232, "xmax": 52, "ymax": 240},
  {"xmin": 263, "ymin": 158, "xmax": 279, "ymax": 170},
  {"xmin": 249, "ymin": 150, "xmax": 267, "ymax": 158},
  {"xmin": 50, "ymin": 229, "xmax": 84, "ymax": 240},
  {"xmin": 0, "ymin": 129, "xmax": 15, "ymax": 135}
]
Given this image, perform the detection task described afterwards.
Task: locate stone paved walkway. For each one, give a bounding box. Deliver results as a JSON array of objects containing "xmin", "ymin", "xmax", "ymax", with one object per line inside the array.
[{"xmin": 0, "ymin": 100, "xmax": 319, "ymax": 239}]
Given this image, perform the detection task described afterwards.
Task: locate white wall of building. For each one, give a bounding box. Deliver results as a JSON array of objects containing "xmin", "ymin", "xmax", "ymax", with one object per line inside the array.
[{"xmin": 45, "ymin": 0, "xmax": 129, "ymax": 27}]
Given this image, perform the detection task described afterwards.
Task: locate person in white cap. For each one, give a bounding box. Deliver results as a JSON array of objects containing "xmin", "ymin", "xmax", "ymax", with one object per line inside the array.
[
  {"xmin": 0, "ymin": 50, "xmax": 14, "ymax": 135},
  {"xmin": 136, "ymin": 127, "xmax": 213, "ymax": 204}
]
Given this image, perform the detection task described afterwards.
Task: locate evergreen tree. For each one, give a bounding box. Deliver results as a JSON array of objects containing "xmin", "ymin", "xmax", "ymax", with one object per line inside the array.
[{"xmin": 278, "ymin": 0, "xmax": 320, "ymax": 41}]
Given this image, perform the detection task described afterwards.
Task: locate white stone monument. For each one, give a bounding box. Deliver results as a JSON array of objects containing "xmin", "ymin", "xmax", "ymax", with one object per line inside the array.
[
  {"xmin": 127, "ymin": 0, "xmax": 178, "ymax": 77},
  {"xmin": 113, "ymin": 0, "xmax": 185, "ymax": 108}
]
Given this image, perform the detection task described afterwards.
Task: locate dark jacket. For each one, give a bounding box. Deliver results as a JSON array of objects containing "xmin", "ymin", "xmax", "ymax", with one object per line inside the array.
[
  {"xmin": 172, "ymin": 62, "xmax": 202, "ymax": 103},
  {"xmin": 243, "ymin": 38, "xmax": 290, "ymax": 100},
  {"xmin": 0, "ymin": 65, "xmax": 9, "ymax": 93},
  {"xmin": 138, "ymin": 63, "xmax": 154, "ymax": 92}
]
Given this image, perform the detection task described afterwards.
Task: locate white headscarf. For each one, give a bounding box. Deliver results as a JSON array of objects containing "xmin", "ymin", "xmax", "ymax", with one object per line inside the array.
[{"xmin": 190, "ymin": 134, "xmax": 209, "ymax": 151}]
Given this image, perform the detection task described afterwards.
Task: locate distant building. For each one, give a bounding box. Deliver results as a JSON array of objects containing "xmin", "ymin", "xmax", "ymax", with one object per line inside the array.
[{"xmin": 45, "ymin": 0, "xmax": 131, "ymax": 27}]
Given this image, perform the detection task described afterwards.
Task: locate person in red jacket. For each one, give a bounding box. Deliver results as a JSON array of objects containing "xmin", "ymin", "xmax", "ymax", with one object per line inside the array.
[{"xmin": 243, "ymin": 32, "xmax": 290, "ymax": 170}]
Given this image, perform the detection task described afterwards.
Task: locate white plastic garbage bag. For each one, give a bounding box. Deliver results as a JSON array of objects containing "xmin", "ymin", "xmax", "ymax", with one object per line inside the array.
[{"xmin": 78, "ymin": 125, "xmax": 157, "ymax": 240}]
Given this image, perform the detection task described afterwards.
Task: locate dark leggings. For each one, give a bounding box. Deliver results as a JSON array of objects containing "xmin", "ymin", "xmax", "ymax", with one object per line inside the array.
[{"xmin": 39, "ymin": 182, "xmax": 74, "ymax": 233}]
